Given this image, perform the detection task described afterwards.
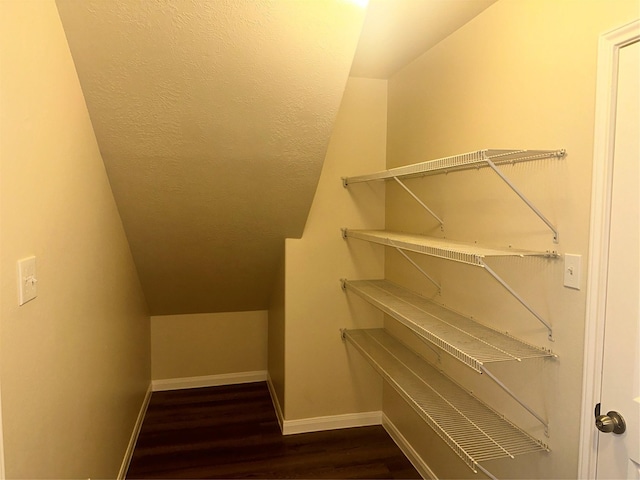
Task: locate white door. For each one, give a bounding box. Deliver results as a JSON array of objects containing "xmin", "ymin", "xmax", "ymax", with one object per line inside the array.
[
  {"xmin": 579, "ymin": 19, "xmax": 640, "ymax": 480},
  {"xmin": 595, "ymin": 37, "xmax": 640, "ymax": 480}
]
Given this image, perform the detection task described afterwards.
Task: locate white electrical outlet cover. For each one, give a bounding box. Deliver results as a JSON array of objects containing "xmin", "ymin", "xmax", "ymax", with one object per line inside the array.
[{"xmin": 564, "ymin": 254, "xmax": 581, "ymax": 290}]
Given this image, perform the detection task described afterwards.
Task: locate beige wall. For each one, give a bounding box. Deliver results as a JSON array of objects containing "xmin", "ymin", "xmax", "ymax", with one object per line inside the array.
[
  {"xmin": 0, "ymin": 1, "xmax": 150, "ymax": 478},
  {"xmin": 384, "ymin": 1, "xmax": 639, "ymax": 479},
  {"xmin": 151, "ymin": 311, "xmax": 267, "ymax": 380},
  {"xmin": 268, "ymin": 254, "xmax": 286, "ymax": 415},
  {"xmin": 283, "ymin": 77, "xmax": 387, "ymax": 420}
]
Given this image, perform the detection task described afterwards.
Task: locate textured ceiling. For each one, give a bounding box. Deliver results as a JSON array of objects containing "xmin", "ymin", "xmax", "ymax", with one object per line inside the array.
[
  {"xmin": 56, "ymin": 0, "xmax": 366, "ymax": 315},
  {"xmin": 55, "ymin": 0, "xmax": 495, "ymax": 316}
]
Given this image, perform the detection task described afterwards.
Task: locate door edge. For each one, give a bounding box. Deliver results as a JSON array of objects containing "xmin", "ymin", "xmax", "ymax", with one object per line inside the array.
[{"xmin": 578, "ymin": 18, "xmax": 640, "ymax": 480}]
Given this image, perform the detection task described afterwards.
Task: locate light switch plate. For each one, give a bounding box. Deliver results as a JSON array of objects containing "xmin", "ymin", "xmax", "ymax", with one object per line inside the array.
[
  {"xmin": 17, "ymin": 256, "xmax": 37, "ymax": 305},
  {"xmin": 564, "ymin": 254, "xmax": 581, "ymax": 290}
]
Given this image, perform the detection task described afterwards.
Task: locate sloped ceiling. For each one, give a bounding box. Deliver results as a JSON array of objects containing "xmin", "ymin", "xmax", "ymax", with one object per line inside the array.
[
  {"xmin": 352, "ymin": 0, "xmax": 497, "ymax": 78},
  {"xmin": 55, "ymin": 0, "xmax": 495, "ymax": 316},
  {"xmin": 56, "ymin": 0, "xmax": 367, "ymax": 315}
]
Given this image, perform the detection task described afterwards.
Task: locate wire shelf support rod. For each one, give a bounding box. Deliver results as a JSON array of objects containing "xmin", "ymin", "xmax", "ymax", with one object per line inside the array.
[
  {"xmin": 480, "ymin": 365, "xmax": 550, "ymax": 436},
  {"xmin": 484, "ymin": 154, "xmax": 560, "ymax": 243},
  {"xmin": 392, "ymin": 176, "xmax": 444, "ymax": 226},
  {"xmin": 389, "ymin": 241, "xmax": 441, "ymax": 293},
  {"xmin": 479, "ymin": 259, "xmax": 554, "ymax": 341}
]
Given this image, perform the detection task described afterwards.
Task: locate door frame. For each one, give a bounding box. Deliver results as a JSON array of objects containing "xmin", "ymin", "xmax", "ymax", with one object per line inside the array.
[{"xmin": 578, "ymin": 18, "xmax": 640, "ymax": 479}]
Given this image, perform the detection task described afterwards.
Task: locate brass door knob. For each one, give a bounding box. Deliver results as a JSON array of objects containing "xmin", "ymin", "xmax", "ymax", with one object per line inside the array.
[{"xmin": 595, "ymin": 411, "xmax": 626, "ymax": 434}]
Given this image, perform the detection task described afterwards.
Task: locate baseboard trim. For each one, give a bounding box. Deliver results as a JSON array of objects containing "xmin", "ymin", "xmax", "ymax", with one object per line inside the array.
[
  {"xmin": 266, "ymin": 373, "xmax": 285, "ymax": 433},
  {"xmin": 263, "ymin": 377, "xmax": 385, "ymax": 437},
  {"xmin": 382, "ymin": 414, "xmax": 436, "ymax": 480},
  {"xmin": 152, "ymin": 370, "xmax": 268, "ymax": 392},
  {"xmin": 282, "ymin": 410, "xmax": 382, "ymax": 436},
  {"xmin": 118, "ymin": 382, "xmax": 152, "ymax": 480}
]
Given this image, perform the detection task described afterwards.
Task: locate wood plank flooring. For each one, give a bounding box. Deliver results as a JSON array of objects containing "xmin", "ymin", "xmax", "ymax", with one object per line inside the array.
[{"xmin": 126, "ymin": 382, "xmax": 421, "ymax": 479}]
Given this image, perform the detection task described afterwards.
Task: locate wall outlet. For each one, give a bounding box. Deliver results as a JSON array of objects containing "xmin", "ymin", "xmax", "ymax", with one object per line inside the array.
[{"xmin": 17, "ymin": 256, "xmax": 37, "ymax": 305}]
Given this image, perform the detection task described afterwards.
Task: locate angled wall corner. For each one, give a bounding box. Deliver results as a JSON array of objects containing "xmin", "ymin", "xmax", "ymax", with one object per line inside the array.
[{"xmin": 280, "ymin": 77, "xmax": 388, "ymax": 423}]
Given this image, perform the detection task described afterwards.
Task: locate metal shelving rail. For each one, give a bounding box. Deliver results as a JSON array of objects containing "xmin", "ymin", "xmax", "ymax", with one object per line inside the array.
[
  {"xmin": 342, "ymin": 328, "xmax": 549, "ymax": 479},
  {"xmin": 341, "ymin": 229, "xmax": 558, "ymax": 341},
  {"xmin": 342, "ymin": 149, "xmax": 566, "ymax": 243}
]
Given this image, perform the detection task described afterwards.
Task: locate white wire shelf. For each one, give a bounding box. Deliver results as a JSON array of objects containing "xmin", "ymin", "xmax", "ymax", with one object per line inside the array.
[
  {"xmin": 342, "ymin": 149, "xmax": 565, "ymax": 186},
  {"xmin": 343, "ymin": 328, "xmax": 549, "ymax": 476},
  {"xmin": 342, "ymin": 229, "xmax": 557, "ymax": 266},
  {"xmin": 342, "ymin": 149, "xmax": 565, "ymax": 243},
  {"xmin": 343, "ymin": 229, "xmax": 557, "ymax": 339},
  {"xmin": 343, "ymin": 279, "xmax": 555, "ymax": 373}
]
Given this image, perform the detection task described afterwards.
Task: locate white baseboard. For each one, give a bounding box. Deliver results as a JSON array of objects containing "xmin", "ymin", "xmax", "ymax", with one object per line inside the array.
[
  {"xmin": 266, "ymin": 373, "xmax": 285, "ymax": 433},
  {"xmin": 118, "ymin": 382, "xmax": 152, "ymax": 480},
  {"xmin": 382, "ymin": 413, "xmax": 436, "ymax": 480},
  {"xmin": 282, "ymin": 410, "xmax": 382, "ymax": 436},
  {"xmin": 151, "ymin": 370, "xmax": 268, "ymax": 392},
  {"xmin": 264, "ymin": 375, "xmax": 383, "ymax": 437}
]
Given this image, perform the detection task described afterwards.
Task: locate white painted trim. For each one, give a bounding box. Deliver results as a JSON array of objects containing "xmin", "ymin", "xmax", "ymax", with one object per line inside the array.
[
  {"xmin": 0, "ymin": 372, "xmax": 5, "ymax": 480},
  {"xmin": 0, "ymin": 209, "xmax": 4, "ymax": 480},
  {"xmin": 151, "ymin": 370, "xmax": 268, "ymax": 392},
  {"xmin": 266, "ymin": 373, "xmax": 285, "ymax": 433},
  {"xmin": 382, "ymin": 414, "xmax": 436, "ymax": 480},
  {"xmin": 282, "ymin": 411, "xmax": 382, "ymax": 436},
  {"xmin": 118, "ymin": 383, "xmax": 152, "ymax": 480},
  {"xmin": 578, "ymin": 18, "xmax": 640, "ymax": 480}
]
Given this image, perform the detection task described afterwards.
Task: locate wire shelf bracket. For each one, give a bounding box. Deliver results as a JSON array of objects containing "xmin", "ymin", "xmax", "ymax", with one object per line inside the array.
[
  {"xmin": 389, "ymin": 242, "xmax": 441, "ymax": 293},
  {"xmin": 484, "ymin": 156, "xmax": 560, "ymax": 243},
  {"xmin": 392, "ymin": 176, "xmax": 444, "ymax": 226},
  {"xmin": 479, "ymin": 259, "xmax": 554, "ymax": 341},
  {"xmin": 480, "ymin": 365, "xmax": 550, "ymax": 436},
  {"xmin": 342, "ymin": 149, "xmax": 565, "ymax": 243}
]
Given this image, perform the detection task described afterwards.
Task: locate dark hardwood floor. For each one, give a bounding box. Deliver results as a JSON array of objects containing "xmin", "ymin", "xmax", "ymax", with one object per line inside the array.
[{"xmin": 126, "ymin": 382, "xmax": 421, "ymax": 479}]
